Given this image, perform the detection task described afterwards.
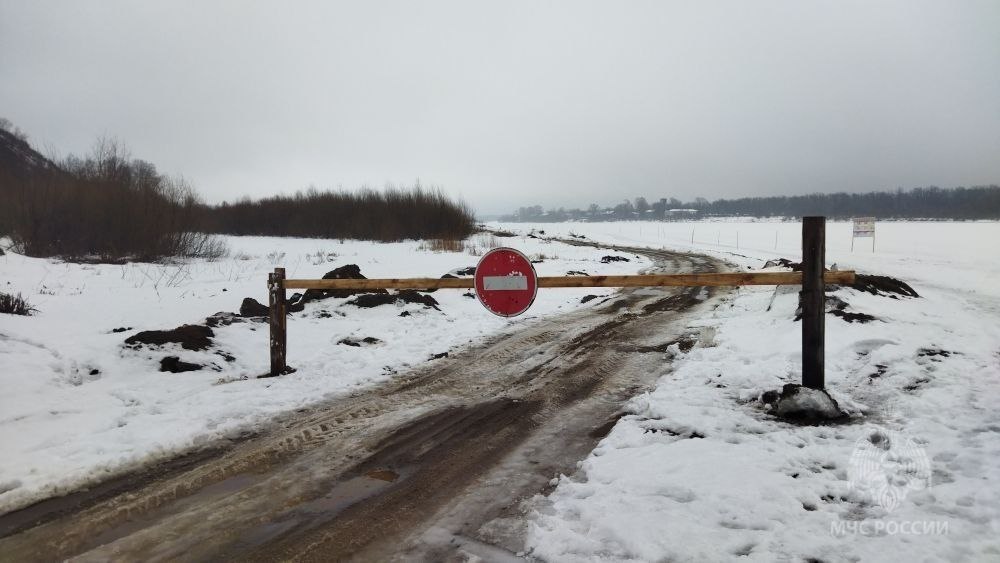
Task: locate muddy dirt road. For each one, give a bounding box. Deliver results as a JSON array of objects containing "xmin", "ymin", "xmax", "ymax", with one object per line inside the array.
[{"xmin": 0, "ymin": 242, "xmax": 730, "ymax": 562}]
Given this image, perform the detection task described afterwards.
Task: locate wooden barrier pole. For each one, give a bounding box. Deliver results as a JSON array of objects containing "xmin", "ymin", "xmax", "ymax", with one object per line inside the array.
[
  {"xmin": 282, "ymin": 270, "xmax": 856, "ymax": 291},
  {"xmin": 801, "ymin": 217, "xmax": 825, "ymax": 389},
  {"xmin": 268, "ymin": 267, "xmax": 287, "ymax": 376}
]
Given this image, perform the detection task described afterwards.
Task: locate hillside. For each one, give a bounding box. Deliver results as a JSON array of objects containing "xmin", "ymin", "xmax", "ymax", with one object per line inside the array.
[{"xmin": 0, "ymin": 128, "xmax": 60, "ymax": 182}]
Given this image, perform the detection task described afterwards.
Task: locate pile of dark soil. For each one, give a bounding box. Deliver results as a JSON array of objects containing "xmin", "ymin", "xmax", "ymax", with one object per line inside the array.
[
  {"xmin": 762, "ymin": 257, "xmax": 919, "ymax": 299},
  {"xmin": 160, "ymin": 356, "xmax": 203, "ymax": 373},
  {"xmin": 580, "ymin": 294, "xmax": 599, "ymax": 304},
  {"xmin": 338, "ymin": 336, "xmax": 381, "ymax": 347},
  {"xmin": 794, "ymin": 295, "xmax": 877, "ymax": 323},
  {"xmin": 850, "ymin": 274, "xmax": 919, "ymax": 298},
  {"xmin": 429, "ymin": 267, "xmax": 475, "ymax": 293},
  {"xmin": 125, "ymin": 324, "xmax": 214, "ymax": 351},
  {"xmin": 239, "ymin": 297, "xmax": 269, "ymax": 317},
  {"xmin": 830, "ymin": 309, "xmax": 877, "ymax": 323},
  {"xmin": 288, "ymin": 265, "xmax": 387, "ymax": 311},
  {"xmin": 205, "ymin": 312, "xmax": 244, "ymax": 327},
  {"xmin": 346, "ymin": 290, "xmax": 441, "ymax": 310},
  {"xmin": 601, "ymin": 255, "xmax": 630, "ymax": 263},
  {"xmin": 762, "ymin": 258, "xmax": 801, "ymax": 271}
]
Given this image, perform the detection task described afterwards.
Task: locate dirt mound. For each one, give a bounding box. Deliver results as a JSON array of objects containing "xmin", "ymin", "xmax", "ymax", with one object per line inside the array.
[
  {"xmin": 125, "ymin": 325, "xmax": 214, "ymax": 351},
  {"xmin": 825, "ymin": 295, "xmax": 876, "ymax": 323},
  {"xmin": 338, "ymin": 336, "xmax": 381, "ymax": 347},
  {"xmin": 763, "ymin": 384, "xmax": 848, "ymax": 424},
  {"xmin": 346, "ymin": 290, "xmax": 441, "ymax": 310},
  {"xmin": 850, "ymin": 274, "xmax": 919, "ymax": 298},
  {"xmin": 290, "ymin": 265, "xmax": 388, "ymax": 308},
  {"xmin": 830, "ymin": 309, "xmax": 877, "ymax": 323},
  {"xmin": 428, "ymin": 267, "xmax": 475, "ymax": 293},
  {"xmin": 580, "ymin": 294, "xmax": 599, "ymax": 304},
  {"xmin": 159, "ymin": 356, "xmax": 203, "ymax": 373},
  {"xmin": 205, "ymin": 312, "xmax": 244, "ymax": 328},
  {"xmin": 762, "ymin": 258, "xmax": 802, "ymax": 271},
  {"xmin": 600, "ymin": 255, "xmax": 630, "ymax": 263},
  {"xmin": 240, "ymin": 298, "xmax": 269, "ymax": 317}
]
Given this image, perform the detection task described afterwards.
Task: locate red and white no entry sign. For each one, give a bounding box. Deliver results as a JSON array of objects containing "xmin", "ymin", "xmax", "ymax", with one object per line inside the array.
[{"xmin": 474, "ymin": 247, "xmax": 538, "ymax": 317}]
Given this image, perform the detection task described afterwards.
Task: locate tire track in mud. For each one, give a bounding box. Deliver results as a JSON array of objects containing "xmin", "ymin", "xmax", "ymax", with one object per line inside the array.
[{"xmin": 0, "ymin": 241, "xmax": 732, "ymax": 562}]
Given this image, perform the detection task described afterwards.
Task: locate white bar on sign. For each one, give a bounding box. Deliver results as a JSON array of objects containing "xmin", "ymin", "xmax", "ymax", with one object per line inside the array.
[{"xmin": 483, "ymin": 276, "xmax": 528, "ymax": 291}]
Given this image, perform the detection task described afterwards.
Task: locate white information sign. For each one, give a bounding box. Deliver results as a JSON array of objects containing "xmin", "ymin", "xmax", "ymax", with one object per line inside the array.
[
  {"xmin": 851, "ymin": 217, "xmax": 876, "ymax": 251},
  {"xmin": 852, "ymin": 217, "xmax": 875, "ymax": 237}
]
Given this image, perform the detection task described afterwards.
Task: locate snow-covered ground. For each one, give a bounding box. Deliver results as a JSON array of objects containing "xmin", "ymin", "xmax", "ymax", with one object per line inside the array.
[
  {"xmin": 0, "ymin": 233, "xmax": 648, "ymax": 515},
  {"xmin": 500, "ymin": 221, "xmax": 1000, "ymax": 562}
]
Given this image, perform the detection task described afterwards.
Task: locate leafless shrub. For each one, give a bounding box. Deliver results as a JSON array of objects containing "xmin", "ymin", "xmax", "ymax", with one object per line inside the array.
[
  {"xmin": 418, "ymin": 238, "xmax": 466, "ymax": 252},
  {"xmin": 0, "ymin": 292, "xmax": 36, "ymax": 316},
  {"xmin": 4, "ymin": 138, "xmax": 226, "ymax": 262},
  {"xmin": 466, "ymin": 233, "xmax": 501, "ymax": 256},
  {"xmin": 204, "ymin": 182, "xmax": 476, "ymax": 242}
]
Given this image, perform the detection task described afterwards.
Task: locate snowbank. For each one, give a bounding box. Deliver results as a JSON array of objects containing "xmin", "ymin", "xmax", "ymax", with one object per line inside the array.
[
  {"xmin": 0, "ymin": 233, "xmax": 647, "ymax": 514},
  {"xmin": 509, "ymin": 221, "xmax": 1000, "ymax": 562}
]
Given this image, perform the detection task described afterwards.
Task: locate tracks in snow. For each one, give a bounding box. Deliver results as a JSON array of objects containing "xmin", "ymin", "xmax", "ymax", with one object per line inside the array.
[{"xmin": 0, "ymin": 242, "xmax": 731, "ymax": 562}]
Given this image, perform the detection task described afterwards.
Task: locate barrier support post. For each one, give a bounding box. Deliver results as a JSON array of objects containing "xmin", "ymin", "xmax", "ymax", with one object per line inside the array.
[
  {"xmin": 801, "ymin": 217, "xmax": 825, "ymax": 389},
  {"xmin": 268, "ymin": 267, "xmax": 288, "ymax": 377}
]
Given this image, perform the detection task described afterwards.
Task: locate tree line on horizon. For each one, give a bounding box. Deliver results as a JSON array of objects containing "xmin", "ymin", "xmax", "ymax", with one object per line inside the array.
[
  {"xmin": 0, "ymin": 122, "xmax": 475, "ymax": 262},
  {"xmin": 502, "ymin": 186, "xmax": 1000, "ymax": 222}
]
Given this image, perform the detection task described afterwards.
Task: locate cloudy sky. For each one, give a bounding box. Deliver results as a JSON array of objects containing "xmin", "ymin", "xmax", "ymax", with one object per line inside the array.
[{"xmin": 2, "ymin": 1, "xmax": 998, "ymax": 214}]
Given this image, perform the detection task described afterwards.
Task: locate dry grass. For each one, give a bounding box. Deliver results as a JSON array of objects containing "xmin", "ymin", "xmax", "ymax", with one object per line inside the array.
[
  {"xmin": 465, "ymin": 233, "xmax": 502, "ymax": 256},
  {"xmin": 419, "ymin": 238, "xmax": 466, "ymax": 253},
  {"xmin": 0, "ymin": 292, "xmax": 36, "ymax": 316}
]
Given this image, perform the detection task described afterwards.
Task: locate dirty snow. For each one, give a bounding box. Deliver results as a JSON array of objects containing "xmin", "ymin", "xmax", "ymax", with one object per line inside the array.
[
  {"xmin": 508, "ymin": 221, "xmax": 1000, "ymax": 562},
  {"xmin": 0, "ymin": 233, "xmax": 647, "ymax": 514}
]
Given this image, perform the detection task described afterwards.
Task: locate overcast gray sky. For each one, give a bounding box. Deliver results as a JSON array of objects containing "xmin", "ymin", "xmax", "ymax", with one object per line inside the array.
[{"xmin": 2, "ymin": 1, "xmax": 998, "ymax": 214}]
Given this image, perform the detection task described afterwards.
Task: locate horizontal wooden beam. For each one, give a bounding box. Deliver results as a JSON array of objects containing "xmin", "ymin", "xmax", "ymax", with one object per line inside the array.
[{"xmin": 283, "ymin": 271, "xmax": 856, "ymax": 290}]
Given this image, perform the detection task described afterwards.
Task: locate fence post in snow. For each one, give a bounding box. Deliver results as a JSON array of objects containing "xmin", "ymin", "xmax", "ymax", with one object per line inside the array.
[
  {"xmin": 801, "ymin": 217, "xmax": 825, "ymax": 389},
  {"xmin": 268, "ymin": 267, "xmax": 288, "ymax": 376}
]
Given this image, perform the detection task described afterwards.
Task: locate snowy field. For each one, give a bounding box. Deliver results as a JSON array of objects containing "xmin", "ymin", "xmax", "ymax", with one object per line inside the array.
[
  {"xmin": 495, "ymin": 221, "xmax": 1000, "ymax": 562},
  {"xmin": 0, "ymin": 233, "xmax": 648, "ymax": 514}
]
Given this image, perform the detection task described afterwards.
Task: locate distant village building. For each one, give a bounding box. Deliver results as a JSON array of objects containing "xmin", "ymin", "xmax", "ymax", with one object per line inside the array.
[{"xmin": 666, "ymin": 208, "xmax": 699, "ymax": 217}]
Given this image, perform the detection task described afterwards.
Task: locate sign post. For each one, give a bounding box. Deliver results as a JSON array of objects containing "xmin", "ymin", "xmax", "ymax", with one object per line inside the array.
[
  {"xmin": 851, "ymin": 217, "xmax": 875, "ymax": 252},
  {"xmin": 801, "ymin": 217, "xmax": 825, "ymax": 389},
  {"xmin": 474, "ymin": 248, "xmax": 539, "ymax": 317},
  {"xmin": 268, "ymin": 267, "xmax": 288, "ymax": 377}
]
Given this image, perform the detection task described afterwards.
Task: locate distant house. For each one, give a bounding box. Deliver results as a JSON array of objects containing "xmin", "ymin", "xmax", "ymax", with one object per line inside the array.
[{"xmin": 666, "ymin": 208, "xmax": 699, "ymax": 216}]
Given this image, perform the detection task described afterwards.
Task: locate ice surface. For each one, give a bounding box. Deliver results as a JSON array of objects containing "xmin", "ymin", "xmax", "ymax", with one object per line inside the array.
[{"xmin": 515, "ymin": 220, "xmax": 1000, "ymax": 562}]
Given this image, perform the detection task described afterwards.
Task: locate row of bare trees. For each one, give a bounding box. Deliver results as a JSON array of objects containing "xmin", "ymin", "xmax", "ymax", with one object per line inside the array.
[
  {"xmin": 1, "ymin": 128, "xmax": 477, "ymax": 261},
  {"xmin": 204, "ymin": 185, "xmax": 475, "ymax": 242},
  {"xmin": 2, "ymin": 138, "xmax": 224, "ymax": 261}
]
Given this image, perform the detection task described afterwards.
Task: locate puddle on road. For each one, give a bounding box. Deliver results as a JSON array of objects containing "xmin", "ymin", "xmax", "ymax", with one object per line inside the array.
[
  {"xmin": 225, "ymin": 468, "xmax": 403, "ymax": 554},
  {"xmin": 297, "ymin": 468, "xmax": 399, "ymax": 515}
]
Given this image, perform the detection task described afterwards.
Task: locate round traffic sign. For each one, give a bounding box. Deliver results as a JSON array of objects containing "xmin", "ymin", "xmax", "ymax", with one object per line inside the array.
[{"xmin": 474, "ymin": 247, "xmax": 538, "ymax": 317}]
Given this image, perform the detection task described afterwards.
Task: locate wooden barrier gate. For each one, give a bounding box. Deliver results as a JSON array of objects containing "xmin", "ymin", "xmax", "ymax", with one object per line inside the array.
[{"xmin": 267, "ymin": 217, "xmax": 853, "ymax": 389}]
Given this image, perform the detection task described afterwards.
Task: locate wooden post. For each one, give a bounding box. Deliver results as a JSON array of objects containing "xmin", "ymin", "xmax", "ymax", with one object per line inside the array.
[
  {"xmin": 268, "ymin": 267, "xmax": 287, "ymax": 376},
  {"xmin": 801, "ymin": 217, "xmax": 825, "ymax": 389}
]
